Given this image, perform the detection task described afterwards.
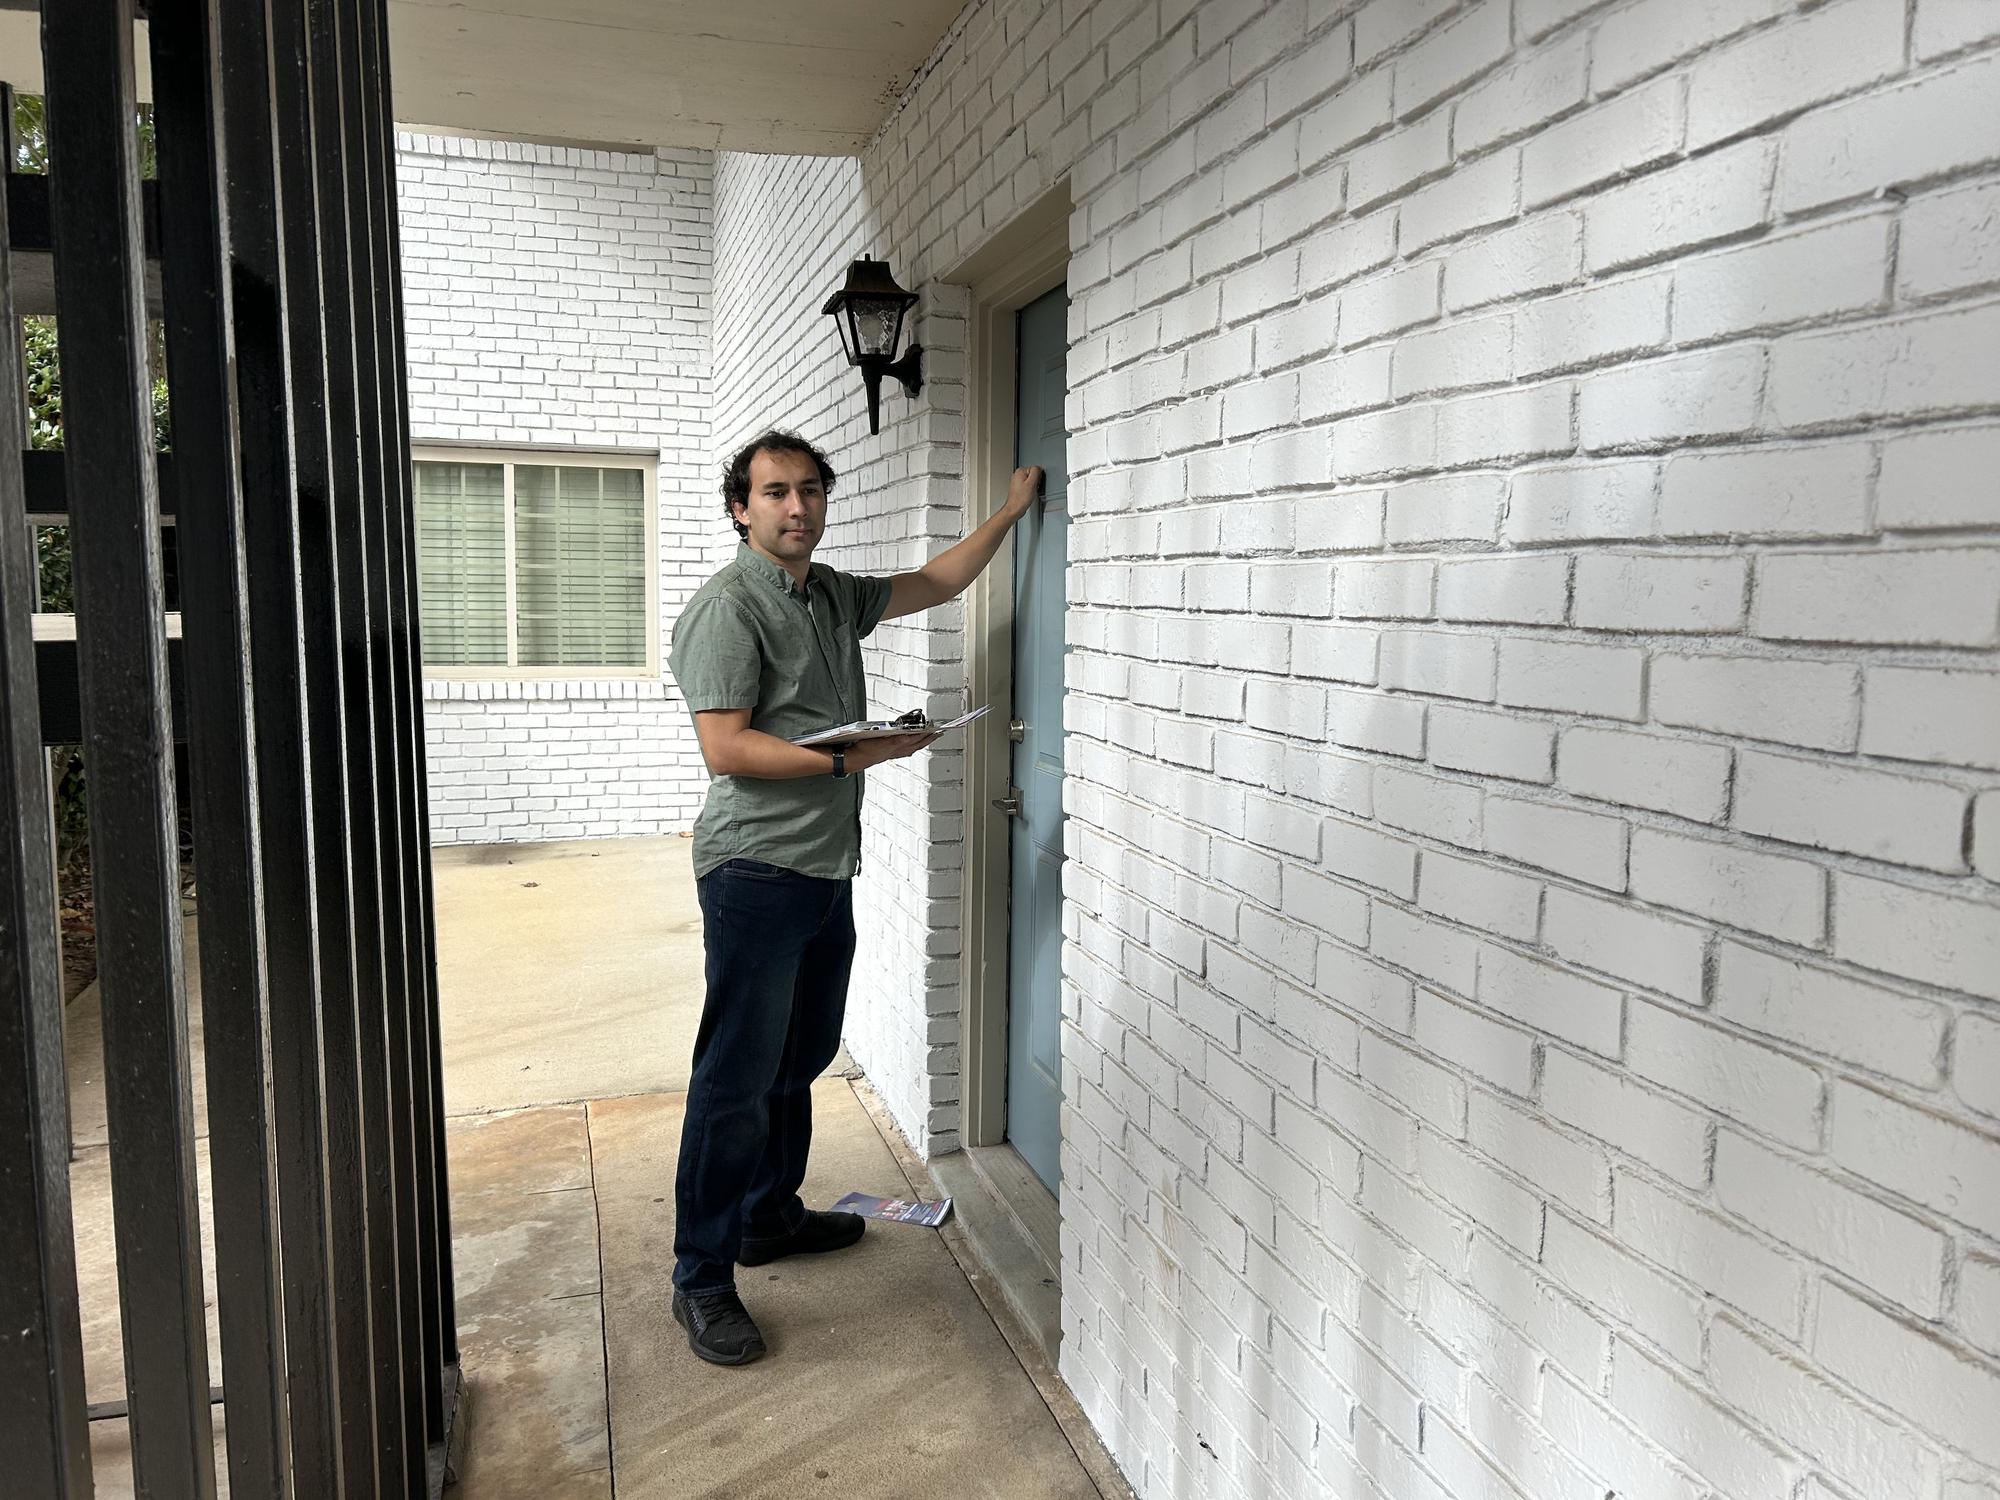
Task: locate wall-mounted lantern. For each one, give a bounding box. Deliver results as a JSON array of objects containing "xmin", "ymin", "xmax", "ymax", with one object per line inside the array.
[{"xmin": 823, "ymin": 255, "xmax": 924, "ymax": 435}]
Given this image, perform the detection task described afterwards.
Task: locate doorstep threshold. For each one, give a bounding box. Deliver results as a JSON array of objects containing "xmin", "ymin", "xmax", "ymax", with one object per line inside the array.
[
  {"xmin": 927, "ymin": 1141, "xmax": 1062, "ymax": 1362},
  {"xmin": 852, "ymin": 1081, "xmax": 1136, "ymax": 1500}
]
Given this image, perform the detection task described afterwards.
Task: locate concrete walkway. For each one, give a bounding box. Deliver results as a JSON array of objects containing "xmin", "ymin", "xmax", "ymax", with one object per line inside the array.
[
  {"xmin": 432, "ymin": 836, "xmax": 709, "ymax": 1112},
  {"xmin": 65, "ymin": 837, "xmax": 1128, "ymax": 1496},
  {"xmin": 447, "ymin": 1085, "xmax": 1115, "ymax": 1499},
  {"xmin": 436, "ymin": 837, "xmax": 1124, "ymax": 1499}
]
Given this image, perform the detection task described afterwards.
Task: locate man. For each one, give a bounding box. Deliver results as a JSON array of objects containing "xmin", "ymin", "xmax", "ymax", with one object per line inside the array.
[{"xmin": 667, "ymin": 428, "xmax": 1041, "ymax": 1365}]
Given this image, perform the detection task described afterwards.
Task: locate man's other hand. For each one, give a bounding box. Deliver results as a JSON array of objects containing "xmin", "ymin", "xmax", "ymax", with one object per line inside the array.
[{"xmin": 851, "ymin": 731, "xmax": 942, "ymax": 770}]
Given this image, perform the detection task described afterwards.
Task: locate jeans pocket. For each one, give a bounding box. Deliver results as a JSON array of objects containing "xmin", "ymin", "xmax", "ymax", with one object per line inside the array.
[{"xmin": 724, "ymin": 857, "xmax": 793, "ymax": 880}]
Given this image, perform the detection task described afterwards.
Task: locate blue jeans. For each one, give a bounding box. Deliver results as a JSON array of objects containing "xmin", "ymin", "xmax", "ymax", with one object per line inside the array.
[{"xmin": 673, "ymin": 858, "xmax": 857, "ymax": 1293}]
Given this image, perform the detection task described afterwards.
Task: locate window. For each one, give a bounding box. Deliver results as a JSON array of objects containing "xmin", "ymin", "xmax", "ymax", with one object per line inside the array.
[{"xmin": 413, "ymin": 449, "xmax": 655, "ymax": 676}]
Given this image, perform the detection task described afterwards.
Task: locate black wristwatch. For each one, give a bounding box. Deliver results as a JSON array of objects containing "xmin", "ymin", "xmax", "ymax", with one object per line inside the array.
[{"xmin": 830, "ymin": 747, "xmax": 848, "ymax": 779}]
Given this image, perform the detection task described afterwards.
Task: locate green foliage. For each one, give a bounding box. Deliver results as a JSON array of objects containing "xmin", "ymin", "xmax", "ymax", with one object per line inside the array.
[
  {"xmin": 35, "ymin": 531, "xmax": 71, "ymax": 613},
  {"xmin": 12, "ymin": 92, "xmax": 46, "ymax": 172},
  {"xmin": 23, "ymin": 316, "xmax": 60, "ymax": 449},
  {"xmin": 12, "ymin": 90, "xmax": 155, "ymax": 176},
  {"xmin": 25, "ymin": 318, "xmax": 71, "ymax": 611},
  {"xmin": 49, "ymin": 746, "xmax": 89, "ymax": 873},
  {"xmin": 22, "ymin": 300, "xmax": 173, "ymax": 617}
]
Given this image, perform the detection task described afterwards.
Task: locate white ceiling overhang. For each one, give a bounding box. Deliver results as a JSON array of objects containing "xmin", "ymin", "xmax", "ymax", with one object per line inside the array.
[{"xmin": 0, "ymin": 0, "xmax": 967, "ymax": 154}]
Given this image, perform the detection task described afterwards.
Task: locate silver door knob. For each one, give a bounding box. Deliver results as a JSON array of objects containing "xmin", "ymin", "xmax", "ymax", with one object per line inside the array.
[
  {"xmin": 1008, "ymin": 718, "xmax": 1026, "ymax": 742},
  {"xmin": 991, "ymin": 790, "xmax": 1022, "ymax": 817}
]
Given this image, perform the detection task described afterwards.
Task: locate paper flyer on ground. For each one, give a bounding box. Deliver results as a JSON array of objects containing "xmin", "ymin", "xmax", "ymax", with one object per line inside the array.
[
  {"xmin": 833, "ymin": 1191, "xmax": 954, "ymax": 1228},
  {"xmin": 791, "ymin": 705, "xmax": 990, "ymax": 747}
]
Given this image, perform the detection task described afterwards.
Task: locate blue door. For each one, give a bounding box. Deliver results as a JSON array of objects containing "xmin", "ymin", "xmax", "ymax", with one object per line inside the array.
[{"xmin": 1006, "ymin": 285, "xmax": 1069, "ymax": 1194}]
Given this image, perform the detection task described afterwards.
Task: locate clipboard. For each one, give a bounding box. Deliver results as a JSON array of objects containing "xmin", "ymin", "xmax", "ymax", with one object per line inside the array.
[{"xmin": 790, "ymin": 705, "xmax": 990, "ymax": 748}]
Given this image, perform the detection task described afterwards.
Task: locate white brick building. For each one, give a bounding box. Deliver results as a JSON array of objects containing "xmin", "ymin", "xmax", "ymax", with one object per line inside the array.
[
  {"xmin": 396, "ymin": 134, "xmax": 722, "ymax": 844},
  {"xmin": 399, "ymin": 2, "xmax": 2000, "ymax": 1497}
]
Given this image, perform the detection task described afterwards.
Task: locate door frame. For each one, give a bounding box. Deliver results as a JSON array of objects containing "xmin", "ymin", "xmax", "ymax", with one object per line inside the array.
[{"xmin": 946, "ymin": 181, "xmax": 1071, "ymax": 1152}]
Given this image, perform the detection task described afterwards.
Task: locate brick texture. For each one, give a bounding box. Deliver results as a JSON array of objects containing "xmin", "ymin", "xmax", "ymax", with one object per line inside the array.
[{"xmin": 697, "ymin": 2, "xmax": 2000, "ymax": 1497}]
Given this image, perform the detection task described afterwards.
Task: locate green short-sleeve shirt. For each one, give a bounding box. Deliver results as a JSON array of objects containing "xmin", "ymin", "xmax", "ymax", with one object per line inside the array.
[{"xmin": 670, "ymin": 544, "xmax": 893, "ymax": 879}]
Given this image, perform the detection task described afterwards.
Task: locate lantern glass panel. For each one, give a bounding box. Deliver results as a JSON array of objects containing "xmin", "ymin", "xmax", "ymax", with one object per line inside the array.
[{"xmin": 850, "ymin": 297, "xmax": 904, "ymax": 358}]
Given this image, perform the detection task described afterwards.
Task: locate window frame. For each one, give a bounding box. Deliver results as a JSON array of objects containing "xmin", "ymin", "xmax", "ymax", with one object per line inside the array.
[{"xmin": 411, "ymin": 444, "xmax": 661, "ymax": 683}]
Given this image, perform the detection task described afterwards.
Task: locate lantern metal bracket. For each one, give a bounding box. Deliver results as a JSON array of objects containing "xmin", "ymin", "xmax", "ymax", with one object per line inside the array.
[{"xmin": 885, "ymin": 342, "xmax": 925, "ymax": 399}]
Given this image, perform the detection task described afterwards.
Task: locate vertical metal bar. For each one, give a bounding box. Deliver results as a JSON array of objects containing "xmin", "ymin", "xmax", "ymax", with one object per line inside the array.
[
  {"xmin": 306, "ymin": 0, "xmax": 409, "ymax": 1491},
  {"xmin": 270, "ymin": 0, "xmax": 379, "ymax": 1489},
  {"xmin": 39, "ymin": 2, "xmax": 219, "ymax": 1494},
  {"xmin": 0, "ymin": 80, "xmax": 96, "ymax": 1500},
  {"xmin": 363, "ymin": 0, "xmax": 460, "ymax": 1396},
  {"xmin": 214, "ymin": 3, "xmax": 347, "ymax": 1490},
  {"xmin": 148, "ymin": 4, "xmax": 294, "ymax": 1492},
  {"xmin": 350, "ymin": 0, "xmax": 434, "ymax": 1465}
]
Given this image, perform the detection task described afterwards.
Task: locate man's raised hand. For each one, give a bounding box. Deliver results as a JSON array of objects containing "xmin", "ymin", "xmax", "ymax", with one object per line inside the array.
[
  {"xmin": 880, "ymin": 465, "xmax": 1049, "ymax": 623},
  {"xmin": 1003, "ymin": 466, "xmax": 1044, "ymax": 521}
]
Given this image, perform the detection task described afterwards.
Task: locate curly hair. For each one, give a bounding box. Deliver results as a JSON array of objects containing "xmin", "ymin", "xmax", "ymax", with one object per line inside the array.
[{"xmin": 720, "ymin": 429, "xmax": 838, "ymax": 539}]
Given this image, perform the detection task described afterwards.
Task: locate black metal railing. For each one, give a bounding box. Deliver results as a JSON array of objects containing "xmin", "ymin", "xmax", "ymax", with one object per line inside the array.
[{"xmin": 1, "ymin": 1, "xmax": 461, "ymax": 1495}]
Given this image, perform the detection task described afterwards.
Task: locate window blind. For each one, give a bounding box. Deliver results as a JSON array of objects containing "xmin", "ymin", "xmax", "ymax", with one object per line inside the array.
[
  {"xmin": 414, "ymin": 461, "xmax": 506, "ymax": 666},
  {"xmin": 413, "ymin": 456, "xmax": 650, "ymax": 671},
  {"xmin": 514, "ymin": 464, "xmax": 648, "ymax": 669}
]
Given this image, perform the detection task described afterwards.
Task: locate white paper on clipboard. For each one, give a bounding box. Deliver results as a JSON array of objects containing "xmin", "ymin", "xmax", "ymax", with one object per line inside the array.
[{"xmin": 790, "ymin": 704, "xmax": 990, "ymax": 748}]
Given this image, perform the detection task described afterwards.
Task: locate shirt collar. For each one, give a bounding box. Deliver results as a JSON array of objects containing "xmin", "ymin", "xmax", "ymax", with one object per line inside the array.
[{"xmin": 733, "ymin": 542, "xmax": 815, "ymax": 600}]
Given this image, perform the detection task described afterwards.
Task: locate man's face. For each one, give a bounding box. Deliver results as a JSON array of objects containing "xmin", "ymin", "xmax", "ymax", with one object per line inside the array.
[{"xmin": 733, "ymin": 448, "xmax": 827, "ymax": 571}]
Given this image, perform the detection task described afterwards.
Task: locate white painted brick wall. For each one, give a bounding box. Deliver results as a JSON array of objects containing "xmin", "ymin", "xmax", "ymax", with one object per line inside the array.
[
  {"xmin": 706, "ymin": 1, "xmax": 2000, "ymax": 1497},
  {"xmin": 395, "ymin": 134, "xmax": 717, "ymax": 843}
]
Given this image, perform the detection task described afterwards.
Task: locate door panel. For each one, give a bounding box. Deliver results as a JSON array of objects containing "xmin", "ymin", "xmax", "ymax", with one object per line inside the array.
[{"xmin": 1006, "ymin": 284, "xmax": 1069, "ymax": 1195}]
